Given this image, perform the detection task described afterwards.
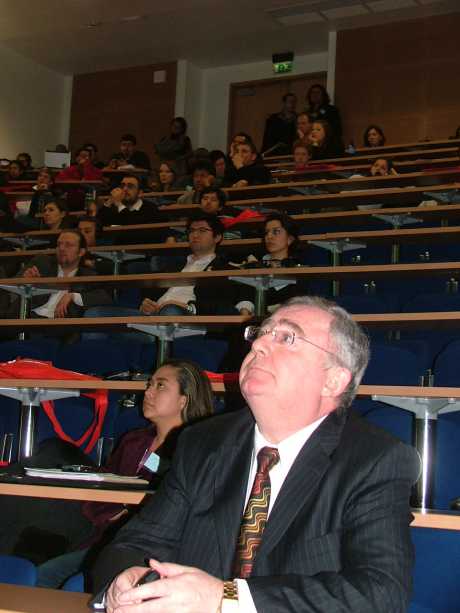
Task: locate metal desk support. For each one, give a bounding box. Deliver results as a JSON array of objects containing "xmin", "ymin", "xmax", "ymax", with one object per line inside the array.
[
  {"xmin": 229, "ymin": 275, "xmax": 297, "ymax": 317},
  {"xmin": 127, "ymin": 323, "xmax": 206, "ymax": 368},
  {"xmin": 0, "ymin": 387, "xmax": 80, "ymax": 461},
  {"xmin": 0, "ymin": 284, "xmax": 59, "ymax": 341},
  {"xmin": 309, "ymin": 239, "xmax": 366, "ymax": 296},
  {"xmin": 372, "ymin": 394, "xmax": 460, "ymax": 510}
]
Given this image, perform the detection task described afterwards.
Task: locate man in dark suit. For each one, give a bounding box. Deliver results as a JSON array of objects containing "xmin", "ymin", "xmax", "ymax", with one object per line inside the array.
[
  {"xmin": 92, "ymin": 295, "xmax": 419, "ymax": 612},
  {"xmin": 13, "ymin": 228, "xmax": 111, "ymax": 318}
]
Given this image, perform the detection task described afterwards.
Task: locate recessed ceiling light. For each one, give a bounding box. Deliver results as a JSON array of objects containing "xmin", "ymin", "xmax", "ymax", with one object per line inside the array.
[
  {"xmin": 84, "ymin": 21, "xmax": 103, "ymax": 29},
  {"xmin": 120, "ymin": 15, "xmax": 145, "ymax": 22}
]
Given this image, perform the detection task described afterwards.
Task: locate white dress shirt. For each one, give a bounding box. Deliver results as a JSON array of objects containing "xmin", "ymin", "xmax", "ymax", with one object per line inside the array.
[
  {"xmin": 156, "ymin": 253, "xmax": 215, "ymax": 310},
  {"xmin": 226, "ymin": 416, "xmax": 327, "ymax": 612},
  {"xmin": 33, "ymin": 266, "xmax": 82, "ymax": 318}
]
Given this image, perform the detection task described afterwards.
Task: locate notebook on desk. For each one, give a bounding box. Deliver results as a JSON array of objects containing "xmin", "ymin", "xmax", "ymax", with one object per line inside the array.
[{"xmin": 24, "ymin": 467, "xmax": 149, "ymax": 486}]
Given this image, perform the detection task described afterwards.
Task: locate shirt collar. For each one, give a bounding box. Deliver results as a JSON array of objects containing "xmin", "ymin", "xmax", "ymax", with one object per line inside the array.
[
  {"xmin": 186, "ymin": 252, "xmax": 215, "ymax": 266},
  {"xmin": 118, "ymin": 198, "xmax": 143, "ymax": 212},
  {"xmin": 253, "ymin": 415, "xmax": 327, "ymax": 469}
]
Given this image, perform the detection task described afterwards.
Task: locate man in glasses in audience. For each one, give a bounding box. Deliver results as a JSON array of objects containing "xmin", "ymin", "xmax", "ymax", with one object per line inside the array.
[
  {"xmin": 138, "ymin": 211, "xmax": 238, "ymax": 315},
  {"xmin": 92, "ymin": 295, "xmax": 419, "ymax": 613}
]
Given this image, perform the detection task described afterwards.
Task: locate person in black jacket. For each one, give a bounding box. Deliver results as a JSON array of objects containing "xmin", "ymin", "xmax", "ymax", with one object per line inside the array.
[
  {"xmin": 309, "ymin": 120, "xmax": 344, "ymax": 160},
  {"xmin": 305, "ymin": 83, "xmax": 343, "ymax": 144},
  {"xmin": 226, "ymin": 141, "xmax": 271, "ymax": 187},
  {"xmin": 8, "ymin": 229, "xmax": 111, "ymax": 319},
  {"xmin": 262, "ymin": 92, "xmax": 298, "ymax": 156},
  {"xmin": 110, "ymin": 134, "xmax": 151, "ymax": 170},
  {"xmin": 97, "ymin": 174, "xmax": 162, "ymax": 244}
]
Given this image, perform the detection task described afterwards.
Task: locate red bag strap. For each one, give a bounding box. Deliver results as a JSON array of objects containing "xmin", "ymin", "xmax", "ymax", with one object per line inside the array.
[{"xmin": 41, "ymin": 390, "xmax": 108, "ymax": 453}]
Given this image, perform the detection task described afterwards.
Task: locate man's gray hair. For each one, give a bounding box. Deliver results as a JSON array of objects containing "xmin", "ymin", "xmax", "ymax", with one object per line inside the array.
[{"xmin": 277, "ymin": 295, "xmax": 370, "ymax": 409}]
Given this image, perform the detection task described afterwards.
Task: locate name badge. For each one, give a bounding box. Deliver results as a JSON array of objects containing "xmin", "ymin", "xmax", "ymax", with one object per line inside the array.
[{"xmin": 143, "ymin": 452, "xmax": 160, "ymax": 473}]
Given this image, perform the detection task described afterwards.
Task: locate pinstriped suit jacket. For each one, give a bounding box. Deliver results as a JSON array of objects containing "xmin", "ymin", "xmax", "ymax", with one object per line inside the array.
[{"xmin": 91, "ymin": 408, "xmax": 419, "ymax": 612}]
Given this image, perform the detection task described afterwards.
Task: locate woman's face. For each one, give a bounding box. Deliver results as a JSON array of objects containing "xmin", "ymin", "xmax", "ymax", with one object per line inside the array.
[
  {"xmin": 310, "ymin": 123, "xmax": 326, "ymax": 145},
  {"xmin": 297, "ymin": 114, "xmax": 311, "ymax": 135},
  {"xmin": 367, "ymin": 128, "xmax": 383, "ymax": 147},
  {"xmin": 43, "ymin": 203, "xmax": 65, "ymax": 228},
  {"xmin": 37, "ymin": 170, "xmax": 51, "ymax": 185},
  {"xmin": 264, "ymin": 219, "xmax": 293, "ymax": 258},
  {"xmin": 171, "ymin": 120, "xmax": 184, "ymax": 136},
  {"xmin": 159, "ymin": 164, "xmax": 175, "ymax": 186},
  {"xmin": 309, "ymin": 87, "xmax": 323, "ymax": 106},
  {"xmin": 142, "ymin": 365, "xmax": 187, "ymax": 425},
  {"xmin": 8, "ymin": 163, "xmax": 22, "ymax": 179}
]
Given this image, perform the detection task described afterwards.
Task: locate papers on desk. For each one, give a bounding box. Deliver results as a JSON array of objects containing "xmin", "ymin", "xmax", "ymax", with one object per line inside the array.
[{"xmin": 24, "ymin": 467, "xmax": 149, "ymax": 486}]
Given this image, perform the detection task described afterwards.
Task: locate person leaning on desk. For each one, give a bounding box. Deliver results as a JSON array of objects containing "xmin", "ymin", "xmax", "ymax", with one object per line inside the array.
[{"xmin": 91, "ymin": 295, "xmax": 420, "ymax": 613}]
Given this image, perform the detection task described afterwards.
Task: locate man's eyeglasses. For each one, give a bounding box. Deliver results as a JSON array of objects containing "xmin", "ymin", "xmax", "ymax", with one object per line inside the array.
[
  {"xmin": 244, "ymin": 325, "xmax": 336, "ymax": 359},
  {"xmin": 187, "ymin": 227, "xmax": 212, "ymax": 236}
]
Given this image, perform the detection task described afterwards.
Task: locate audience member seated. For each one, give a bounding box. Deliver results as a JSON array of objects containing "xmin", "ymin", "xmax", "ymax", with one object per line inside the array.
[
  {"xmin": 209, "ymin": 150, "xmax": 231, "ymax": 187},
  {"xmin": 305, "ymin": 83, "xmax": 343, "ymax": 142},
  {"xmin": 155, "ymin": 117, "xmax": 192, "ymax": 177},
  {"xmin": 86, "ymin": 212, "xmax": 242, "ymax": 322},
  {"xmin": 234, "ymin": 212, "xmax": 305, "ymax": 315},
  {"xmin": 370, "ymin": 157, "xmax": 396, "ymax": 177},
  {"xmin": 6, "ymin": 229, "xmax": 111, "ymax": 320},
  {"xmin": 309, "ymin": 120, "xmax": 344, "ymax": 160},
  {"xmin": 449, "ymin": 126, "xmax": 460, "ymax": 140},
  {"xmin": 16, "ymin": 152, "xmax": 33, "ymax": 173},
  {"xmin": 262, "ymin": 92, "xmax": 298, "ymax": 156},
  {"xmin": 363, "ymin": 125, "xmax": 386, "ymax": 148},
  {"xmin": 77, "ymin": 216, "xmax": 113, "ymax": 274},
  {"xmin": 227, "ymin": 140, "xmax": 271, "ymax": 187},
  {"xmin": 55, "ymin": 147, "xmax": 103, "ymax": 182},
  {"xmin": 109, "ymin": 134, "xmax": 151, "ymax": 170},
  {"xmin": 41, "ymin": 198, "xmax": 74, "ymax": 232},
  {"xmin": 15, "ymin": 168, "xmax": 55, "ymax": 230},
  {"xmin": 158, "ymin": 161, "xmax": 180, "ymax": 192},
  {"xmin": 296, "ymin": 112, "xmax": 312, "ymax": 145},
  {"xmin": 228, "ymin": 131, "xmax": 253, "ymax": 162},
  {"xmin": 82, "ymin": 142, "xmax": 105, "ymax": 169},
  {"xmin": 293, "ymin": 140, "xmax": 311, "ymax": 171},
  {"xmin": 97, "ymin": 174, "xmax": 161, "ymax": 243},
  {"xmin": 34, "ymin": 358, "xmax": 214, "ymax": 588},
  {"xmin": 0, "ymin": 160, "xmax": 29, "ymax": 186},
  {"xmin": 177, "ymin": 161, "xmax": 216, "ymax": 204}
]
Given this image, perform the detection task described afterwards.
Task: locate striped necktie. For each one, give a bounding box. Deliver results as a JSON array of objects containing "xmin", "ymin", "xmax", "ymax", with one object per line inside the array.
[{"xmin": 233, "ymin": 446, "xmax": 280, "ymax": 579}]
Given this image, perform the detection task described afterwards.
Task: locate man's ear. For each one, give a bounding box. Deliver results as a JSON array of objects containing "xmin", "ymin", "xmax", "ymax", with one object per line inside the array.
[{"xmin": 322, "ymin": 366, "xmax": 352, "ymax": 399}]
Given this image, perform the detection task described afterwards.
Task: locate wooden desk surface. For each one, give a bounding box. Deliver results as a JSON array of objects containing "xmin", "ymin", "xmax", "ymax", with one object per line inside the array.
[
  {"xmin": 0, "ymin": 482, "xmax": 147, "ymax": 504},
  {"xmin": 0, "ymin": 583, "xmax": 90, "ymax": 612},
  {"xmin": 2, "ymin": 261, "xmax": 460, "ymax": 291},
  {"xmin": 0, "ymin": 483, "xmax": 458, "ymax": 531}
]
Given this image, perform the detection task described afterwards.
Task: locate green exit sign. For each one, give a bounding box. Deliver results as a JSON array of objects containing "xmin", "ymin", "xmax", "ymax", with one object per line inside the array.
[{"xmin": 273, "ymin": 61, "xmax": 293, "ymax": 74}]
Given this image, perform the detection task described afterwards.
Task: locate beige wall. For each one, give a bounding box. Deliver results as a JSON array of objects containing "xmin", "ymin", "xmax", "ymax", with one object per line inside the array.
[
  {"xmin": 336, "ymin": 13, "xmax": 460, "ymax": 147},
  {"xmin": 0, "ymin": 43, "xmax": 72, "ymax": 165}
]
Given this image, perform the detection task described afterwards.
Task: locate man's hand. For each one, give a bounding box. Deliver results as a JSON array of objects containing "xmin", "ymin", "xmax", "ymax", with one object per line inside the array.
[
  {"xmin": 22, "ymin": 265, "xmax": 41, "ymax": 278},
  {"xmin": 54, "ymin": 292, "xmax": 73, "ymax": 318},
  {"xmin": 113, "ymin": 559, "xmax": 224, "ymax": 613},
  {"xmin": 232, "ymin": 153, "xmax": 244, "ymax": 170},
  {"xmin": 109, "ymin": 187, "xmax": 124, "ymax": 204},
  {"xmin": 232, "ymin": 179, "xmax": 248, "ymax": 188},
  {"xmin": 140, "ymin": 298, "xmax": 160, "ymax": 315},
  {"xmin": 105, "ymin": 566, "xmax": 147, "ymax": 613}
]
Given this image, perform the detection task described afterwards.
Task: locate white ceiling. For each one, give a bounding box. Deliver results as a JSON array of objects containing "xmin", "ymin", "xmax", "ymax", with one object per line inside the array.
[{"xmin": 0, "ymin": 0, "xmax": 459, "ymax": 75}]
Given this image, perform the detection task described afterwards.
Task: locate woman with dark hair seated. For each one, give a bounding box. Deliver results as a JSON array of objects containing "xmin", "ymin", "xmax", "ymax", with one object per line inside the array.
[
  {"xmin": 16, "ymin": 152, "xmax": 33, "ymax": 173},
  {"xmin": 236, "ymin": 212, "xmax": 306, "ymax": 315},
  {"xmin": 209, "ymin": 150, "xmax": 231, "ymax": 187},
  {"xmin": 158, "ymin": 161, "xmax": 180, "ymax": 192},
  {"xmin": 33, "ymin": 358, "xmax": 215, "ymax": 588},
  {"xmin": 363, "ymin": 125, "xmax": 386, "ymax": 148},
  {"xmin": 309, "ymin": 120, "xmax": 344, "ymax": 160},
  {"xmin": 41, "ymin": 198, "xmax": 73, "ymax": 231}
]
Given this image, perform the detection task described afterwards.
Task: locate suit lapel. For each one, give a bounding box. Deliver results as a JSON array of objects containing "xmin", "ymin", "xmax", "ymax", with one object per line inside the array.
[
  {"xmin": 212, "ymin": 412, "xmax": 254, "ymax": 578},
  {"xmin": 255, "ymin": 411, "xmax": 346, "ymax": 560}
]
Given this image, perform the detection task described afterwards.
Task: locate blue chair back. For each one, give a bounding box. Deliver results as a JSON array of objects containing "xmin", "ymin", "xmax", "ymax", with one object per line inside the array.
[
  {"xmin": 61, "ymin": 571, "xmax": 84, "ymax": 592},
  {"xmin": 0, "ymin": 554, "xmax": 37, "ymax": 586}
]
